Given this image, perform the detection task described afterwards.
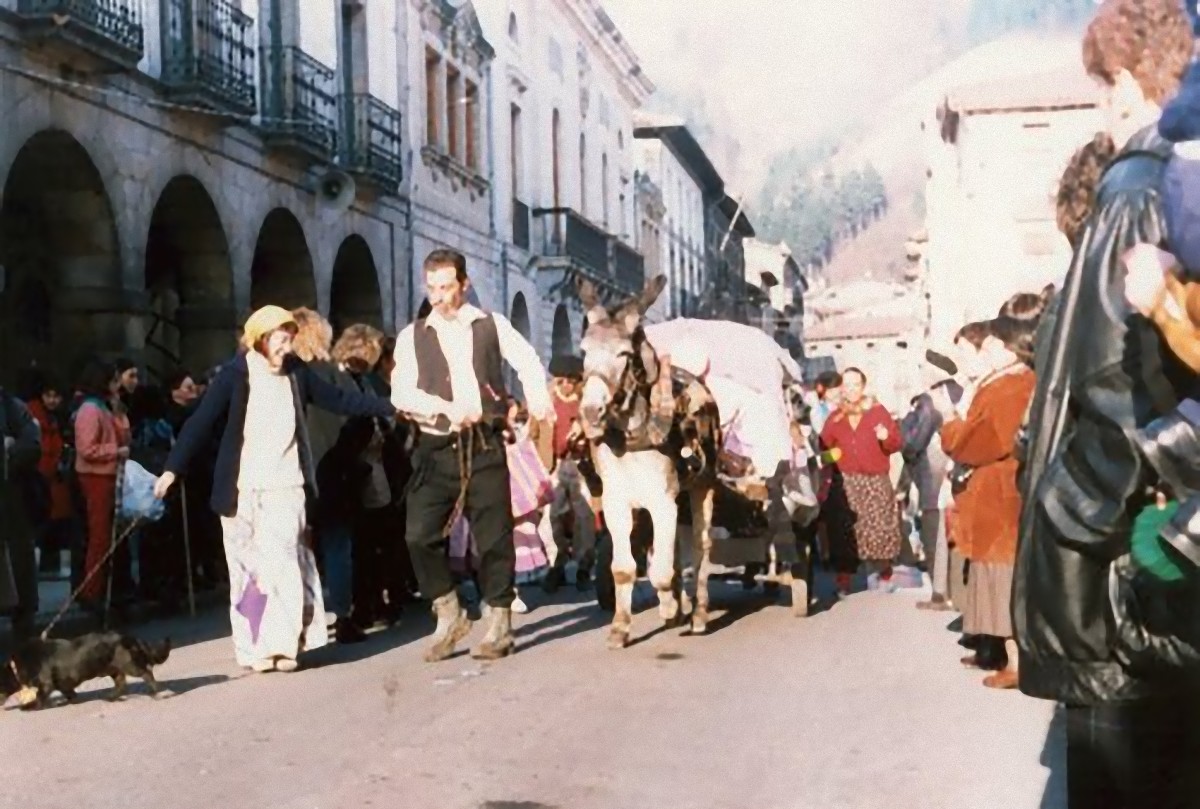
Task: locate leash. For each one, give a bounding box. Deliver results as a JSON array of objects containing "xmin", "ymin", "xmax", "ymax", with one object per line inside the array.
[
  {"xmin": 39, "ymin": 517, "xmax": 142, "ymax": 641},
  {"xmin": 4, "ymin": 519, "xmax": 139, "ymax": 700}
]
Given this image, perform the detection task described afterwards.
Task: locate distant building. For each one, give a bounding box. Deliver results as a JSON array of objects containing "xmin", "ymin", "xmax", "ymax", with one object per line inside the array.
[
  {"xmin": 743, "ymin": 238, "xmax": 806, "ymax": 357},
  {"xmin": 803, "ymin": 314, "xmax": 924, "ymax": 414},
  {"xmin": 633, "ymin": 118, "xmax": 721, "ymax": 321},
  {"xmin": 923, "ymin": 60, "xmax": 1103, "ymax": 347}
]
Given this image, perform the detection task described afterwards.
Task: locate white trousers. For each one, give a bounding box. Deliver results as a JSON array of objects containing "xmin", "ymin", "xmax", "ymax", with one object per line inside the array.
[{"xmin": 220, "ymin": 487, "xmax": 328, "ymax": 667}]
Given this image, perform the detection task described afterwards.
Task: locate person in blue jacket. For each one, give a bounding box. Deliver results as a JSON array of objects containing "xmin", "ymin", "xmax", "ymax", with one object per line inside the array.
[{"xmin": 153, "ymin": 305, "xmax": 398, "ymax": 673}]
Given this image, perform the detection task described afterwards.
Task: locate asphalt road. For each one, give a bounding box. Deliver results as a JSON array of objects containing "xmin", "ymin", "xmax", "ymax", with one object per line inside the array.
[{"xmin": 0, "ymin": 578, "xmax": 1065, "ymax": 809}]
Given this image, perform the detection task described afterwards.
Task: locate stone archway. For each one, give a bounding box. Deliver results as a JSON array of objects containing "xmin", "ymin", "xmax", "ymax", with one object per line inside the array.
[
  {"xmin": 0, "ymin": 130, "xmax": 123, "ymax": 385},
  {"xmin": 330, "ymin": 234, "xmax": 382, "ymax": 335},
  {"xmin": 551, "ymin": 303, "xmax": 573, "ymax": 356},
  {"xmin": 250, "ymin": 208, "xmax": 317, "ymax": 312},
  {"xmin": 510, "ymin": 292, "xmax": 531, "ymax": 338},
  {"xmin": 144, "ymin": 175, "xmax": 235, "ymax": 381}
]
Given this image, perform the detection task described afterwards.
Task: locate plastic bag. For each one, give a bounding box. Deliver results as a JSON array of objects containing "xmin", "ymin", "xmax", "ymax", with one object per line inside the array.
[{"xmin": 120, "ymin": 460, "xmax": 166, "ymax": 522}]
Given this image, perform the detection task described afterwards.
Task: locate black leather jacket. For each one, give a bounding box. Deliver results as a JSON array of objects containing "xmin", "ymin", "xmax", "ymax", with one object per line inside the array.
[{"xmin": 1013, "ymin": 126, "xmax": 1195, "ymax": 706}]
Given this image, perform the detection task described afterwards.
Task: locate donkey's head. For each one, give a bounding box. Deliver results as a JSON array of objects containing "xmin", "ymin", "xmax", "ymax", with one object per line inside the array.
[{"xmin": 577, "ymin": 274, "xmax": 667, "ymax": 438}]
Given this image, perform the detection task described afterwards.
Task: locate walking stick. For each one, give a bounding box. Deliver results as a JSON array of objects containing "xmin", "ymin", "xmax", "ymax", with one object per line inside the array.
[
  {"xmin": 104, "ymin": 458, "xmax": 125, "ymax": 629},
  {"xmin": 180, "ymin": 479, "xmax": 196, "ymax": 617}
]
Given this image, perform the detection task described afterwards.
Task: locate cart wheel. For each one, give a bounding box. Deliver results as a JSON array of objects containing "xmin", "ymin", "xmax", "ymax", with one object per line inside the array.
[{"xmin": 595, "ymin": 530, "xmax": 615, "ymax": 613}]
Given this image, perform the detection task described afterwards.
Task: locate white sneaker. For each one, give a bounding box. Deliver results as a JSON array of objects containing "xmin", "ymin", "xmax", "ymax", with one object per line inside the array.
[{"xmin": 511, "ymin": 595, "xmax": 530, "ymax": 614}]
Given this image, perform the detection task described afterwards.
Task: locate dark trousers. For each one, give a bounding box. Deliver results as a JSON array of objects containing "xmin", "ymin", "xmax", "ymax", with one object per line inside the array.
[
  {"xmin": 353, "ymin": 505, "xmax": 410, "ymax": 621},
  {"xmin": 1066, "ymin": 695, "xmax": 1200, "ymax": 809},
  {"xmin": 918, "ymin": 508, "xmax": 942, "ymax": 596},
  {"xmin": 405, "ymin": 431, "xmax": 514, "ymax": 608},
  {"xmin": 138, "ymin": 497, "xmax": 187, "ymax": 602}
]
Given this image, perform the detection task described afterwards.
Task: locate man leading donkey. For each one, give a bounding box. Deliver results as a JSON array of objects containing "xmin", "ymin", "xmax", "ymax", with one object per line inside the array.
[{"xmin": 392, "ymin": 248, "xmax": 553, "ymax": 662}]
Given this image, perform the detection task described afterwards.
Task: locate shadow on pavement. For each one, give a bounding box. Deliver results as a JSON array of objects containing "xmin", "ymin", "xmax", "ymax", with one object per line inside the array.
[
  {"xmin": 301, "ymin": 609, "xmax": 435, "ymax": 669},
  {"xmin": 513, "ymin": 604, "xmax": 612, "ymax": 652},
  {"xmin": 8, "ymin": 673, "xmax": 231, "ymax": 712},
  {"xmin": 1039, "ymin": 703, "xmax": 1068, "ymax": 809}
]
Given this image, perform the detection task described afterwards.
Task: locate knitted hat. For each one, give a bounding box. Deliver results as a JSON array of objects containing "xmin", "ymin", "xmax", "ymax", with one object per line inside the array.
[{"xmin": 242, "ymin": 305, "xmax": 297, "ymax": 347}]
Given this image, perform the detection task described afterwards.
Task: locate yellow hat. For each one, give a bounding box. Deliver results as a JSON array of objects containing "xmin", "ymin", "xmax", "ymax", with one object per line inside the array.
[{"xmin": 242, "ymin": 305, "xmax": 298, "ymax": 347}]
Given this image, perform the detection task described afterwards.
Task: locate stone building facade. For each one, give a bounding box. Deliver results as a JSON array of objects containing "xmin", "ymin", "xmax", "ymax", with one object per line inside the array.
[
  {"xmin": 0, "ymin": 0, "xmax": 411, "ymax": 387},
  {"xmin": 476, "ymin": 0, "xmax": 654, "ymax": 362},
  {"xmin": 0, "ymin": 0, "xmax": 660, "ymax": 391},
  {"xmin": 403, "ymin": 0, "xmax": 496, "ymax": 320}
]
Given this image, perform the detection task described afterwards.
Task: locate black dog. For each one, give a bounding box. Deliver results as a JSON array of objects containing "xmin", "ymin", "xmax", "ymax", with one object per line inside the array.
[{"xmin": 4, "ymin": 632, "xmax": 171, "ymax": 709}]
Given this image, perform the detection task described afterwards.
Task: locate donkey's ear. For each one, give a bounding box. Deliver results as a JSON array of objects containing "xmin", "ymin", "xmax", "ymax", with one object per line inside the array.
[
  {"xmin": 577, "ymin": 277, "xmax": 600, "ymax": 311},
  {"xmin": 637, "ymin": 275, "xmax": 668, "ymax": 313}
]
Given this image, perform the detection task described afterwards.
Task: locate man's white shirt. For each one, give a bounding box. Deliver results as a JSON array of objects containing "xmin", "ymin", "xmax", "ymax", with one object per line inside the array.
[{"xmin": 390, "ymin": 304, "xmax": 553, "ymax": 434}]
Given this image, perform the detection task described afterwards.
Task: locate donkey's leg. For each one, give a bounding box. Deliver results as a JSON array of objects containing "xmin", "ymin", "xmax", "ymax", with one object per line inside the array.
[
  {"xmin": 604, "ymin": 504, "xmax": 636, "ymax": 650},
  {"xmin": 647, "ymin": 493, "xmax": 681, "ymax": 628},
  {"xmin": 690, "ymin": 485, "xmax": 715, "ymax": 635}
]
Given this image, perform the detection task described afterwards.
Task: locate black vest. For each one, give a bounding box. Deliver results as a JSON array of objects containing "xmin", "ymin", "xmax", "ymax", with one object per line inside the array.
[{"xmin": 413, "ymin": 314, "xmax": 508, "ymax": 421}]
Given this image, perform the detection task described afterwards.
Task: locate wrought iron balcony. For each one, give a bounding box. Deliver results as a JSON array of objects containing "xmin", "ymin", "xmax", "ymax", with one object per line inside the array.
[
  {"xmin": 339, "ymin": 93, "xmax": 402, "ymax": 192},
  {"xmin": 512, "ymin": 198, "xmax": 530, "ymax": 250},
  {"xmin": 613, "ymin": 240, "xmax": 645, "ymax": 292},
  {"xmin": 531, "ymin": 207, "xmax": 645, "ymax": 297},
  {"xmin": 160, "ymin": 0, "xmax": 256, "ymax": 117},
  {"xmin": 261, "ymin": 46, "xmax": 337, "ymax": 161},
  {"xmin": 15, "ymin": 0, "xmax": 144, "ymax": 69}
]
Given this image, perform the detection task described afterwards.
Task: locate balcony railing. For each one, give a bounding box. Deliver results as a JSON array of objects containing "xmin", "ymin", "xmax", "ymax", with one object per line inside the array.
[
  {"xmin": 613, "ymin": 240, "xmax": 645, "ymax": 292},
  {"xmin": 16, "ymin": 0, "xmax": 144, "ymax": 68},
  {"xmin": 160, "ymin": 0, "xmax": 256, "ymax": 116},
  {"xmin": 261, "ymin": 46, "xmax": 337, "ymax": 161},
  {"xmin": 340, "ymin": 93, "xmax": 402, "ymax": 191},
  {"xmin": 512, "ymin": 198, "xmax": 530, "ymax": 250},
  {"xmin": 532, "ymin": 207, "xmax": 644, "ymax": 295}
]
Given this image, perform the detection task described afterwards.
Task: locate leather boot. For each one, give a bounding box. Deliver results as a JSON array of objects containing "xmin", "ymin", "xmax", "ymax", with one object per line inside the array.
[
  {"xmin": 471, "ymin": 604, "xmax": 515, "ymax": 660},
  {"xmin": 424, "ymin": 592, "xmax": 473, "ymax": 663}
]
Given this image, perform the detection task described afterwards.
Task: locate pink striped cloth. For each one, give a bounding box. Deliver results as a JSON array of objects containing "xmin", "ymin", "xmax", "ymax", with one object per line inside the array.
[
  {"xmin": 448, "ymin": 438, "xmax": 554, "ymax": 575},
  {"xmin": 506, "ymin": 437, "xmax": 553, "ymax": 520}
]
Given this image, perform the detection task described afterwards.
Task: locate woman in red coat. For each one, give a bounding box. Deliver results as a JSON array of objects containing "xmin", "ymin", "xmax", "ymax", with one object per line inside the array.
[
  {"xmin": 820, "ymin": 367, "xmax": 903, "ymax": 597},
  {"xmin": 25, "ymin": 378, "xmax": 73, "ymax": 577}
]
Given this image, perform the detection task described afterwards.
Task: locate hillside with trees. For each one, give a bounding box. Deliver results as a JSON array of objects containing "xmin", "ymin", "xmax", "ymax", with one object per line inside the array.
[{"xmin": 742, "ymin": 0, "xmax": 1095, "ymax": 282}]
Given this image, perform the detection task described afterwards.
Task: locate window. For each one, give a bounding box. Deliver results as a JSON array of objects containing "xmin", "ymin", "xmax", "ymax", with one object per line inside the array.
[
  {"xmin": 601, "ymin": 152, "xmax": 609, "ymax": 227},
  {"xmin": 510, "ymin": 103, "xmax": 522, "ymax": 197},
  {"xmin": 579, "ymin": 133, "xmax": 587, "ymax": 215},
  {"xmin": 548, "ymin": 37, "xmax": 563, "ymax": 76},
  {"xmin": 425, "ymin": 47, "xmax": 440, "ymax": 146},
  {"xmin": 618, "ymin": 130, "xmax": 624, "ymax": 150},
  {"xmin": 465, "ymin": 79, "xmax": 479, "ymax": 169},
  {"xmin": 446, "ymin": 63, "xmax": 461, "ymax": 159},
  {"xmin": 508, "ymin": 11, "xmax": 518, "ymax": 42}
]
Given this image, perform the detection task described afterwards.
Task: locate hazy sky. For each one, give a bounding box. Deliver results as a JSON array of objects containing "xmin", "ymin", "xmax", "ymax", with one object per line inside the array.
[{"xmin": 602, "ymin": 0, "xmax": 971, "ymax": 189}]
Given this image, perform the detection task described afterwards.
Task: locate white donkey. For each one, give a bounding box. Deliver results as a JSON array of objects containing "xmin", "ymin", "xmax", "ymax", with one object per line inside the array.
[{"xmin": 576, "ymin": 276, "xmax": 720, "ymax": 649}]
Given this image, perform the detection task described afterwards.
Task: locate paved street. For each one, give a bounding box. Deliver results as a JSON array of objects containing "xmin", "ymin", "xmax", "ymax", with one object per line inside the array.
[{"xmin": 0, "ymin": 579, "xmax": 1064, "ymax": 809}]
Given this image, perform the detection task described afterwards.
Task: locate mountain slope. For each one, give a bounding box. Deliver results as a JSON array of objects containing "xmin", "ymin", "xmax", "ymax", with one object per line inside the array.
[{"xmin": 819, "ymin": 34, "xmax": 1089, "ymax": 283}]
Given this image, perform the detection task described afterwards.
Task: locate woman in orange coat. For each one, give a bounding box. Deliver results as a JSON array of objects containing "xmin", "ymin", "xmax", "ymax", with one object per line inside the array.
[{"xmin": 939, "ymin": 316, "xmax": 1036, "ymax": 690}]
